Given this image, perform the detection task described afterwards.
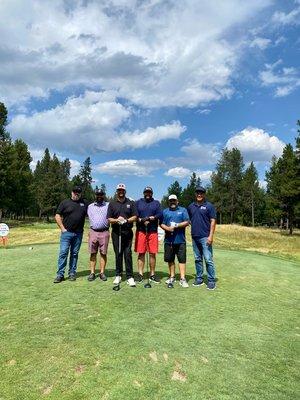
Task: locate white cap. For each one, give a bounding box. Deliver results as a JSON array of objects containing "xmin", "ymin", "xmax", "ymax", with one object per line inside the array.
[
  {"xmin": 116, "ymin": 183, "xmax": 126, "ymax": 190},
  {"xmin": 168, "ymin": 194, "xmax": 178, "ymax": 200}
]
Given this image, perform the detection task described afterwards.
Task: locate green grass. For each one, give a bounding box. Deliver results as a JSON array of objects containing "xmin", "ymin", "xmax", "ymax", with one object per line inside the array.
[{"xmin": 0, "ymin": 239, "xmax": 299, "ymax": 399}]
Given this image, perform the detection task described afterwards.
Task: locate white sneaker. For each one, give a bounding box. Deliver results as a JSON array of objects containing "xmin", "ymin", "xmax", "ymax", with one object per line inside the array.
[
  {"xmin": 165, "ymin": 276, "xmax": 176, "ymax": 284},
  {"xmin": 127, "ymin": 277, "xmax": 136, "ymax": 287},
  {"xmin": 180, "ymin": 278, "xmax": 189, "ymax": 288},
  {"xmin": 113, "ymin": 276, "xmax": 121, "ymax": 284}
]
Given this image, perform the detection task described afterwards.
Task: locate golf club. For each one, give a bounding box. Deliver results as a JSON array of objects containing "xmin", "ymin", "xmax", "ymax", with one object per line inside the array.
[
  {"xmin": 112, "ymin": 223, "xmax": 122, "ymax": 291},
  {"xmin": 144, "ymin": 223, "xmax": 151, "ymax": 289}
]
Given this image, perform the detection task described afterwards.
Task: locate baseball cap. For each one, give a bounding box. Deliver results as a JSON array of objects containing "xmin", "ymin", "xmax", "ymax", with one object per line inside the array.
[
  {"xmin": 72, "ymin": 186, "xmax": 82, "ymax": 193},
  {"xmin": 168, "ymin": 194, "xmax": 178, "ymax": 200},
  {"xmin": 195, "ymin": 186, "xmax": 206, "ymax": 193},
  {"xmin": 94, "ymin": 188, "xmax": 105, "ymax": 195},
  {"xmin": 143, "ymin": 186, "xmax": 153, "ymax": 193},
  {"xmin": 116, "ymin": 183, "xmax": 126, "ymax": 190}
]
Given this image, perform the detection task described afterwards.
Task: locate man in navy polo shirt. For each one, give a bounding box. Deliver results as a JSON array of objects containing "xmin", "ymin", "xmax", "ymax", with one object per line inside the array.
[
  {"xmin": 187, "ymin": 186, "xmax": 217, "ymax": 290},
  {"xmin": 161, "ymin": 194, "xmax": 190, "ymax": 288}
]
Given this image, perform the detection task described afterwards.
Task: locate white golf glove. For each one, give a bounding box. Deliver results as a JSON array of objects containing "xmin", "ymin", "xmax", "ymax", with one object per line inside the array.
[{"xmin": 170, "ymin": 221, "xmax": 178, "ymax": 228}]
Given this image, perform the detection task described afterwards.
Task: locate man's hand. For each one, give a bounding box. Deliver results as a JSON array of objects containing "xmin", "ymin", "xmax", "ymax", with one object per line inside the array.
[
  {"xmin": 149, "ymin": 216, "xmax": 155, "ymax": 221},
  {"xmin": 117, "ymin": 216, "xmax": 127, "ymax": 224},
  {"xmin": 206, "ymin": 236, "xmax": 213, "ymax": 245},
  {"xmin": 61, "ymin": 227, "xmax": 67, "ymax": 233}
]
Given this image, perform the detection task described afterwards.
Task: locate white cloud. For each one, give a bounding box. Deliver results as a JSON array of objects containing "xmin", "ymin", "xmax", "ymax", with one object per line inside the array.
[
  {"xmin": 9, "ymin": 91, "xmax": 186, "ymax": 154},
  {"xmin": 250, "ymin": 37, "xmax": 271, "ymax": 50},
  {"xmin": 196, "ymin": 109, "xmax": 211, "ymax": 115},
  {"xmin": 226, "ymin": 127, "xmax": 285, "ymax": 162},
  {"xmin": 259, "ymin": 61, "xmax": 300, "ymax": 97},
  {"xmin": 272, "ymin": 6, "xmax": 300, "ymax": 25},
  {"xmin": 180, "ymin": 139, "xmax": 220, "ymax": 165},
  {"xmin": 95, "ymin": 159, "xmax": 164, "ymax": 177},
  {"xmin": 0, "ymin": 0, "xmax": 271, "ymax": 107},
  {"xmin": 164, "ymin": 167, "xmax": 191, "ymax": 179},
  {"xmin": 195, "ymin": 170, "xmax": 213, "ymax": 182}
]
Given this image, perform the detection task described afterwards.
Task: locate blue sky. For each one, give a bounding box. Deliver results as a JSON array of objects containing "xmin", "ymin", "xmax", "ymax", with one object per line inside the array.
[{"xmin": 1, "ymin": 0, "xmax": 299, "ymax": 200}]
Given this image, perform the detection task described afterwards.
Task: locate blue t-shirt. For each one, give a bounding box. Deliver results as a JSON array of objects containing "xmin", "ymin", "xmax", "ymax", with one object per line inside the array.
[
  {"xmin": 162, "ymin": 206, "xmax": 190, "ymax": 244},
  {"xmin": 187, "ymin": 201, "xmax": 216, "ymax": 238}
]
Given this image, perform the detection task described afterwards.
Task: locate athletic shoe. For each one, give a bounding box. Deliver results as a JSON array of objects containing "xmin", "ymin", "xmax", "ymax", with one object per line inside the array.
[
  {"xmin": 53, "ymin": 275, "xmax": 65, "ymax": 284},
  {"xmin": 207, "ymin": 281, "xmax": 216, "ymax": 290},
  {"xmin": 99, "ymin": 273, "xmax": 107, "ymax": 281},
  {"xmin": 136, "ymin": 273, "xmax": 143, "ymax": 283},
  {"xmin": 69, "ymin": 274, "xmax": 76, "ymax": 281},
  {"xmin": 113, "ymin": 276, "xmax": 122, "ymax": 285},
  {"xmin": 167, "ymin": 277, "xmax": 175, "ymax": 288},
  {"xmin": 193, "ymin": 278, "xmax": 204, "ymax": 287},
  {"xmin": 165, "ymin": 276, "xmax": 176, "ymax": 284},
  {"xmin": 149, "ymin": 274, "xmax": 160, "ymax": 283},
  {"xmin": 179, "ymin": 278, "xmax": 189, "ymax": 288},
  {"xmin": 87, "ymin": 273, "xmax": 96, "ymax": 281},
  {"xmin": 127, "ymin": 277, "xmax": 136, "ymax": 287}
]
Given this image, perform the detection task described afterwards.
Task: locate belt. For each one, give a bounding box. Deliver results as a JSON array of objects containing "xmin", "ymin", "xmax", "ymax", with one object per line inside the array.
[{"xmin": 90, "ymin": 227, "xmax": 109, "ymax": 232}]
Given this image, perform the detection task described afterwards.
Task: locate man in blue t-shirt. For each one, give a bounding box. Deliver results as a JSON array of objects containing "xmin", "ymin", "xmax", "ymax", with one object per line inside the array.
[
  {"xmin": 187, "ymin": 186, "xmax": 217, "ymax": 290},
  {"xmin": 161, "ymin": 194, "xmax": 190, "ymax": 288}
]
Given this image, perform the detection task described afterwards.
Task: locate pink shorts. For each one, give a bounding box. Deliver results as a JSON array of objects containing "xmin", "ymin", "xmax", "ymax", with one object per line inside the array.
[
  {"xmin": 135, "ymin": 231, "xmax": 158, "ymax": 254},
  {"xmin": 88, "ymin": 229, "xmax": 110, "ymax": 254}
]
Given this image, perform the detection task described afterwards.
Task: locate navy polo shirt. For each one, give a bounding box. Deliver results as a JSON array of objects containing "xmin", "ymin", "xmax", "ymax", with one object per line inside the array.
[
  {"xmin": 162, "ymin": 206, "xmax": 190, "ymax": 244},
  {"xmin": 187, "ymin": 201, "xmax": 216, "ymax": 238},
  {"xmin": 136, "ymin": 198, "xmax": 162, "ymax": 233}
]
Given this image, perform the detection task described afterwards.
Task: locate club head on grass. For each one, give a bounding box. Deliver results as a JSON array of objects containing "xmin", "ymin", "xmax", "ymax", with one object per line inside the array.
[
  {"xmin": 167, "ymin": 283, "xmax": 174, "ymax": 289},
  {"xmin": 144, "ymin": 282, "xmax": 152, "ymax": 288},
  {"xmin": 112, "ymin": 284, "xmax": 120, "ymax": 291}
]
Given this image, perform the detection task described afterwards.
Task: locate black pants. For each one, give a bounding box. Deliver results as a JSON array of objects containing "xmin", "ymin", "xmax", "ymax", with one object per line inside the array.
[{"xmin": 111, "ymin": 229, "xmax": 133, "ymax": 279}]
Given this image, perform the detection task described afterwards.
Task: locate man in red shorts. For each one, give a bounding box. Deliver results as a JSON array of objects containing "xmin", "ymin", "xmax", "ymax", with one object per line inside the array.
[
  {"xmin": 135, "ymin": 187, "xmax": 162, "ymax": 283},
  {"xmin": 87, "ymin": 188, "xmax": 110, "ymax": 281}
]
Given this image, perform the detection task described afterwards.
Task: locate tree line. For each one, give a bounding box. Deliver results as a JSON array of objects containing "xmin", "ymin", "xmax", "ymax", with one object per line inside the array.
[{"xmin": 1, "ymin": 102, "xmax": 299, "ymax": 233}]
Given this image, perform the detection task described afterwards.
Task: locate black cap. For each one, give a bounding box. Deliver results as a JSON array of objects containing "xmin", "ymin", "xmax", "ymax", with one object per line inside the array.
[
  {"xmin": 143, "ymin": 186, "xmax": 153, "ymax": 193},
  {"xmin": 72, "ymin": 186, "xmax": 82, "ymax": 194},
  {"xmin": 195, "ymin": 186, "xmax": 206, "ymax": 193},
  {"xmin": 95, "ymin": 188, "xmax": 105, "ymax": 195}
]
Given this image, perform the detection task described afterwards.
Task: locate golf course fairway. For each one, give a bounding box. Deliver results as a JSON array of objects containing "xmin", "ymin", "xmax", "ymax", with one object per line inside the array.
[{"xmin": 0, "ymin": 242, "xmax": 299, "ymax": 400}]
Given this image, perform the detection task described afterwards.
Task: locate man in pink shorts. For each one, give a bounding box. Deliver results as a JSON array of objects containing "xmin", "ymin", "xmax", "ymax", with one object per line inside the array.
[
  {"xmin": 135, "ymin": 187, "xmax": 162, "ymax": 283},
  {"xmin": 87, "ymin": 188, "xmax": 110, "ymax": 281}
]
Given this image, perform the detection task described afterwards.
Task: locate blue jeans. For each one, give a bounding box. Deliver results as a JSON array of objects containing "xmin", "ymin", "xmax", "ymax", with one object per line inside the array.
[
  {"xmin": 57, "ymin": 231, "xmax": 83, "ymax": 277},
  {"xmin": 192, "ymin": 237, "xmax": 216, "ymax": 282}
]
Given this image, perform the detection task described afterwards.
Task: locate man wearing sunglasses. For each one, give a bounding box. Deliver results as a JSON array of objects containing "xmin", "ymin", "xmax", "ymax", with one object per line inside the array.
[{"xmin": 187, "ymin": 186, "xmax": 217, "ymax": 290}]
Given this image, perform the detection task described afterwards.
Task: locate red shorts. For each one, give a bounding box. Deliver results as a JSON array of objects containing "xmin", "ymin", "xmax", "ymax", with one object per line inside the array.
[{"xmin": 135, "ymin": 231, "xmax": 158, "ymax": 254}]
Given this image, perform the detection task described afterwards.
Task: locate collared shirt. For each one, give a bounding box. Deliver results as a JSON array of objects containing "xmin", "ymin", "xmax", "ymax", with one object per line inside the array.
[
  {"xmin": 162, "ymin": 206, "xmax": 190, "ymax": 244},
  {"xmin": 56, "ymin": 198, "xmax": 88, "ymax": 233},
  {"xmin": 87, "ymin": 201, "xmax": 109, "ymax": 230},
  {"xmin": 187, "ymin": 201, "xmax": 216, "ymax": 238},
  {"xmin": 107, "ymin": 197, "xmax": 137, "ymax": 233},
  {"xmin": 135, "ymin": 198, "xmax": 162, "ymax": 233}
]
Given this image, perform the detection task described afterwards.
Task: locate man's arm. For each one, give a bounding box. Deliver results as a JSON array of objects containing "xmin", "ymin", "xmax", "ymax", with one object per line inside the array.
[
  {"xmin": 55, "ymin": 214, "xmax": 67, "ymax": 232},
  {"xmin": 160, "ymin": 223, "xmax": 174, "ymax": 232},
  {"xmin": 207, "ymin": 218, "xmax": 216, "ymax": 245}
]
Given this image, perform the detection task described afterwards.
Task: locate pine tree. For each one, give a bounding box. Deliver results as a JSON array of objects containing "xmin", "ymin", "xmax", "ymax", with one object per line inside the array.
[
  {"xmin": 181, "ymin": 172, "xmax": 199, "ymax": 208},
  {"xmin": 72, "ymin": 157, "xmax": 94, "ymax": 201},
  {"xmin": 240, "ymin": 162, "xmax": 262, "ymax": 226},
  {"xmin": 161, "ymin": 180, "xmax": 183, "ymax": 208},
  {"xmin": 0, "ymin": 103, "xmax": 15, "ymax": 219}
]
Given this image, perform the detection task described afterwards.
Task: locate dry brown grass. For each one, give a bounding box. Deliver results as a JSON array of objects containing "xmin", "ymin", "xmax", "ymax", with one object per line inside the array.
[{"xmin": 2, "ymin": 222, "xmax": 300, "ymax": 262}]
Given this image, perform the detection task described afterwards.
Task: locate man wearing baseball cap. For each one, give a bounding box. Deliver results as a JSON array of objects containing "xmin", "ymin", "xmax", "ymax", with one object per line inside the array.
[
  {"xmin": 135, "ymin": 187, "xmax": 162, "ymax": 283},
  {"xmin": 187, "ymin": 186, "xmax": 217, "ymax": 290},
  {"xmin": 54, "ymin": 186, "xmax": 88, "ymax": 283},
  {"xmin": 87, "ymin": 188, "xmax": 110, "ymax": 282},
  {"xmin": 107, "ymin": 183, "xmax": 137, "ymax": 287},
  {"xmin": 161, "ymin": 194, "xmax": 190, "ymax": 288}
]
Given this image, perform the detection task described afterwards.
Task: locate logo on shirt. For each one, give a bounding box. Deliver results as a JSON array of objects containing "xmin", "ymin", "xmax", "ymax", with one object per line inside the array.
[
  {"xmin": 126, "ymin": 204, "xmax": 130, "ymax": 208},
  {"xmin": 177, "ymin": 211, "xmax": 182, "ymax": 215},
  {"xmin": 80, "ymin": 203, "xmax": 85, "ymax": 207},
  {"xmin": 200, "ymin": 206, "xmax": 206, "ymax": 210}
]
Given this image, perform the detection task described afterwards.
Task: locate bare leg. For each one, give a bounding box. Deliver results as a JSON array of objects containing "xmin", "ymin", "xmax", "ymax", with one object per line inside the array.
[
  {"xmin": 99, "ymin": 253, "xmax": 107, "ymax": 274},
  {"xmin": 168, "ymin": 262, "xmax": 175, "ymax": 278},
  {"xmin": 90, "ymin": 253, "xmax": 97, "ymax": 273},
  {"xmin": 149, "ymin": 253, "xmax": 156, "ymax": 276},
  {"xmin": 137, "ymin": 253, "xmax": 145, "ymax": 275},
  {"xmin": 178, "ymin": 263, "xmax": 186, "ymax": 279}
]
